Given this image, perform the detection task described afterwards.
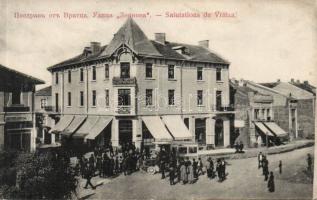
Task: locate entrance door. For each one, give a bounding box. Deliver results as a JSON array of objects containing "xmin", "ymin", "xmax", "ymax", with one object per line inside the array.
[
  {"xmin": 215, "ymin": 119, "xmax": 224, "ymax": 147},
  {"xmin": 119, "ymin": 120, "xmax": 133, "ymax": 145},
  {"xmin": 195, "ymin": 118, "xmax": 206, "ymax": 145}
]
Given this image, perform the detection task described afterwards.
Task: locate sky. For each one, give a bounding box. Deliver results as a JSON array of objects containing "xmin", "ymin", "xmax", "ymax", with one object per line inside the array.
[{"xmin": 0, "ymin": 0, "xmax": 316, "ymax": 89}]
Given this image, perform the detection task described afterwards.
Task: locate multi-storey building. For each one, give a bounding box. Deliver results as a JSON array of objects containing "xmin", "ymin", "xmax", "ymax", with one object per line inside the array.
[
  {"xmin": 0, "ymin": 64, "xmax": 44, "ymax": 151},
  {"xmin": 48, "ymin": 18, "xmax": 234, "ymax": 151}
]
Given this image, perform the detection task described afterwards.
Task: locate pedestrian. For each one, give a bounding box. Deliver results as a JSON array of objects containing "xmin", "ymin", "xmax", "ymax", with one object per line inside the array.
[
  {"xmin": 221, "ymin": 158, "xmax": 226, "ymax": 180},
  {"xmin": 96, "ymin": 154, "xmax": 102, "ymax": 177},
  {"xmin": 169, "ymin": 164, "xmax": 175, "ymax": 185},
  {"xmin": 160, "ymin": 159, "xmax": 166, "ymax": 179},
  {"xmin": 216, "ymin": 159, "xmax": 222, "ymax": 181},
  {"xmin": 258, "ymin": 152, "xmax": 263, "ymax": 169},
  {"xmin": 307, "ymin": 154, "xmax": 312, "ymax": 172},
  {"xmin": 109, "ymin": 142, "xmax": 114, "ymax": 157},
  {"xmin": 268, "ymin": 171, "xmax": 275, "ymax": 192},
  {"xmin": 207, "ymin": 157, "xmax": 214, "ymax": 179},
  {"xmin": 197, "ymin": 157, "xmax": 204, "ymax": 176},
  {"xmin": 264, "ymin": 166, "xmax": 269, "ymax": 181},
  {"xmin": 89, "ymin": 154, "xmax": 95, "ymax": 171},
  {"xmin": 279, "ymin": 160, "xmax": 282, "ymax": 174},
  {"xmin": 239, "ymin": 141, "xmax": 244, "ymax": 153},
  {"xmin": 180, "ymin": 161, "xmax": 188, "ymax": 184},
  {"xmin": 84, "ymin": 163, "xmax": 96, "ymax": 190},
  {"xmin": 188, "ymin": 162, "xmax": 195, "ymax": 184},
  {"xmin": 115, "ymin": 156, "xmax": 119, "ymax": 174},
  {"xmin": 119, "ymin": 156, "xmax": 123, "ymax": 173},
  {"xmin": 262, "ymin": 156, "xmax": 268, "ymax": 175},
  {"xmin": 177, "ymin": 158, "xmax": 181, "ymax": 183},
  {"xmin": 192, "ymin": 158, "xmax": 198, "ymax": 178}
]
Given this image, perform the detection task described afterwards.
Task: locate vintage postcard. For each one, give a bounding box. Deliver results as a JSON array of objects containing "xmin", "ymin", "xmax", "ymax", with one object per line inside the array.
[{"xmin": 0, "ymin": 0, "xmax": 316, "ymax": 199}]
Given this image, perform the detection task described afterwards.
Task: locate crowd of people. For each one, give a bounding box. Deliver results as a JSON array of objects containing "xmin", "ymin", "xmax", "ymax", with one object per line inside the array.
[{"xmin": 75, "ymin": 142, "xmax": 143, "ymax": 189}]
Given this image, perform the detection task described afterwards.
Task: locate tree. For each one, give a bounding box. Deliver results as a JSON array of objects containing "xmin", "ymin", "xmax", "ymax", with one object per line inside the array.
[{"xmin": 0, "ymin": 149, "xmax": 79, "ymax": 199}]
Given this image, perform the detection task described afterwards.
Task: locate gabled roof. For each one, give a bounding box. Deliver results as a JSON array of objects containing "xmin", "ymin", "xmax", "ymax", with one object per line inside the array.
[
  {"xmin": 101, "ymin": 18, "xmax": 162, "ymax": 57},
  {"xmin": 48, "ymin": 18, "xmax": 229, "ymax": 71},
  {"xmin": 36, "ymin": 86, "xmax": 52, "ymax": 96},
  {"xmin": 0, "ymin": 64, "xmax": 45, "ymax": 84}
]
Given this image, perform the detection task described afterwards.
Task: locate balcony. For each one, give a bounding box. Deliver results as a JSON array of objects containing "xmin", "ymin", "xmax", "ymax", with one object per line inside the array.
[
  {"xmin": 43, "ymin": 106, "xmax": 53, "ymax": 112},
  {"xmin": 112, "ymin": 77, "xmax": 137, "ymax": 86},
  {"xmin": 115, "ymin": 106, "xmax": 134, "ymax": 115},
  {"xmin": 4, "ymin": 105, "xmax": 30, "ymax": 112}
]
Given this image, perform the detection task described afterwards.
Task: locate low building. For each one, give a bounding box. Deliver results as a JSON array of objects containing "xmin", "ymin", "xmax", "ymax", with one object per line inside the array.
[
  {"xmin": 0, "ymin": 64, "xmax": 44, "ymax": 151},
  {"xmin": 47, "ymin": 18, "xmax": 234, "ymax": 153}
]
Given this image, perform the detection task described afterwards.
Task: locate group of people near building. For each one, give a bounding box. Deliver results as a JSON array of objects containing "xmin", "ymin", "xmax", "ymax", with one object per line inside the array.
[
  {"xmin": 258, "ymin": 152, "xmax": 275, "ymax": 192},
  {"xmin": 156, "ymin": 148, "xmax": 228, "ymax": 186},
  {"xmin": 76, "ymin": 142, "xmax": 141, "ymax": 189}
]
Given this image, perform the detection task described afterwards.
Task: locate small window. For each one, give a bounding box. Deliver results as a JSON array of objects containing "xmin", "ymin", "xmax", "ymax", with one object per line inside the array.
[
  {"xmin": 120, "ymin": 63, "xmax": 130, "ymax": 78},
  {"xmin": 80, "ymin": 68, "xmax": 84, "ymax": 82},
  {"xmin": 168, "ymin": 65, "xmax": 174, "ymax": 79},
  {"xmin": 146, "ymin": 63, "xmax": 152, "ymax": 78},
  {"xmin": 68, "ymin": 70, "xmax": 71, "ymax": 83},
  {"xmin": 146, "ymin": 89, "xmax": 153, "ymax": 106},
  {"xmin": 216, "ymin": 68, "xmax": 222, "ymax": 81},
  {"xmin": 40, "ymin": 99, "xmax": 47, "ymax": 109},
  {"xmin": 168, "ymin": 90, "xmax": 175, "ymax": 105},
  {"xmin": 254, "ymin": 109, "xmax": 259, "ymax": 120},
  {"xmin": 80, "ymin": 91, "xmax": 84, "ymax": 106},
  {"xmin": 92, "ymin": 90, "xmax": 96, "ymax": 106},
  {"xmin": 92, "ymin": 66, "xmax": 96, "ymax": 81},
  {"xmin": 67, "ymin": 92, "xmax": 71, "ymax": 106},
  {"xmin": 105, "ymin": 64, "xmax": 109, "ymax": 79},
  {"xmin": 55, "ymin": 72, "xmax": 59, "ymax": 84},
  {"xmin": 197, "ymin": 67, "xmax": 203, "ymax": 80},
  {"xmin": 197, "ymin": 90, "xmax": 203, "ymax": 105},
  {"xmin": 105, "ymin": 89, "xmax": 109, "ymax": 106}
]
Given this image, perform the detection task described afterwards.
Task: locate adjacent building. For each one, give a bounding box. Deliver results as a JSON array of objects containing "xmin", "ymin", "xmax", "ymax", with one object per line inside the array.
[
  {"xmin": 0, "ymin": 64, "xmax": 44, "ymax": 151},
  {"xmin": 231, "ymin": 79, "xmax": 315, "ymax": 148},
  {"xmin": 48, "ymin": 18, "xmax": 234, "ymax": 152}
]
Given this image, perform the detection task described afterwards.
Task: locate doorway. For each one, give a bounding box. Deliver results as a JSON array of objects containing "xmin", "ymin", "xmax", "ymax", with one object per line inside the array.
[
  {"xmin": 215, "ymin": 119, "xmax": 224, "ymax": 147},
  {"xmin": 119, "ymin": 120, "xmax": 133, "ymax": 145}
]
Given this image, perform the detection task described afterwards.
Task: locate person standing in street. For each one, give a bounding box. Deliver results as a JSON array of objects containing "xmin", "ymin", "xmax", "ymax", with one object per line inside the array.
[
  {"xmin": 160, "ymin": 159, "xmax": 166, "ymax": 179},
  {"xmin": 84, "ymin": 163, "xmax": 96, "ymax": 190},
  {"xmin": 258, "ymin": 152, "xmax": 263, "ymax": 169},
  {"xmin": 307, "ymin": 153, "xmax": 312, "ymax": 172},
  {"xmin": 268, "ymin": 171, "xmax": 275, "ymax": 192},
  {"xmin": 169, "ymin": 164, "xmax": 175, "ymax": 185},
  {"xmin": 188, "ymin": 162, "xmax": 195, "ymax": 184},
  {"xmin": 279, "ymin": 160, "xmax": 282, "ymax": 174},
  {"xmin": 197, "ymin": 157, "xmax": 204, "ymax": 176},
  {"xmin": 192, "ymin": 158, "xmax": 198, "ymax": 178},
  {"xmin": 180, "ymin": 161, "xmax": 188, "ymax": 184}
]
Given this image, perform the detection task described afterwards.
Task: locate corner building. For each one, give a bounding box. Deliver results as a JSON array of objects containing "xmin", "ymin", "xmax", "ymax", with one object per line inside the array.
[{"xmin": 48, "ymin": 18, "xmax": 234, "ymax": 151}]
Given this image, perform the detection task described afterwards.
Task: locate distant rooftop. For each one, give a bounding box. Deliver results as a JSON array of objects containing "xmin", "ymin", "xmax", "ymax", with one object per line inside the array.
[{"xmin": 36, "ymin": 86, "xmax": 52, "ymax": 96}]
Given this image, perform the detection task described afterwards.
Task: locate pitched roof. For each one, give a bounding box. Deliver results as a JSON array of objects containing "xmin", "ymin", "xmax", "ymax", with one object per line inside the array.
[
  {"xmin": 101, "ymin": 18, "xmax": 162, "ymax": 57},
  {"xmin": 271, "ymin": 82, "xmax": 314, "ymax": 100},
  {"xmin": 290, "ymin": 82, "xmax": 316, "ymax": 96},
  {"xmin": 0, "ymin": 64, "xmax": 45, "ymax": 84},
  {"xmin": 48, "ymin": 18, "xmax": 229, "ymax": 71},
  {"xmin": 36, "ymin": 86, "xmax": 52, "ymax": 96}
]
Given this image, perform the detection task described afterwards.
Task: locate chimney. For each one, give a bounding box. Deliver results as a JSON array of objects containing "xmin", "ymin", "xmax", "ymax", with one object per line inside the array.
[
  {"xmin": 304, "ymin": 80, "xmax": 309, "ymax": 85},
  {"xmin": 296, "ymin": 79, "xmax": 300, "ymax": 83},
  {"xmin": 277, "ymin": 79, "xmax": 281, "ymax": 82},
  {"xmin": 155, "ymin": 33, "xmax": 166, "ymax": 44},
  {"xmin": 198, "ymin": 40, "xmax": 209, "ymax": 48},
  {"xmin": 291, "ymin": 78, "xmax": 294, "ymax": 83},
  {"xmin": 90, "ymin": 42, "xmax": 101, "ymax": 54}
]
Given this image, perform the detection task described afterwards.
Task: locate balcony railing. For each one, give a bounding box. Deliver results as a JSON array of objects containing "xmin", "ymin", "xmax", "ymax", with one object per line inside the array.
[
  {"xmin": 4, "ymin": 105, "xmax": 30, "ymax": 112},
  {"xmin": 215, "ymin": 105, "xmax": 234, "ymax": 112},
  {"xmin": 112, "ymin": 77, "xmax": 137, "ymax": 85},
  {"xmin": 116, "ymin": 106, "xmax": 131, "ymax": 114}
]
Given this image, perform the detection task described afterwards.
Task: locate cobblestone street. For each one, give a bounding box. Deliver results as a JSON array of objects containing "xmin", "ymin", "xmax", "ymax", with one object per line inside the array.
[{"xmin": 79, "ymin": 146, "xmax": 314, "ymax": 200}]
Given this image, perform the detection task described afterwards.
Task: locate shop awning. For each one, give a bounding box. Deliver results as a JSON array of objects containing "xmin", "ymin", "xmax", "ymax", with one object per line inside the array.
[
  {"xmin": 49, "ymin": 115, "xmax": 74, "ymax": 134},
  {"xmin": 161, "ymin": 116, "xmax": 193, "ymax": 140},
  {"xmin": 61, "ymin": 116, "xmax": 87, "ymax": 136},
  {"xmin": 73, "ymin": 116, "xmax": 99, "ymax": 138},
  {"xmin": 264, "ymin": 122, "xmax": 288, "ymax": 137},
  {"xmin": 85, "ymin": 117, "xmax": 112, "ymax": 140},
  {"xmin": 254, "ymin": 122, "xmax": 274, "ymax": 136},
  {"xmin": 142, "ymin": 116, "xmax": 173, "ymax": 142},
  {"xmin": 234, "ymin": 120, "xmax": 245, "ymax": 128}
]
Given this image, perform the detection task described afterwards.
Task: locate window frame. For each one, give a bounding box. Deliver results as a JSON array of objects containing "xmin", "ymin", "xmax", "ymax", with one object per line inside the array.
[
  {"xmin": 67, "ymin": 92, "xmax": 71, "ymax": 107},
  {"xmin": 168, "ymin": 89, "xmax": 175, "ymax": 105},
  {"xmin": 92, "ymin": 90, "xmax": 96, "ymax": 107},
  {"xmin": 105, "ymin": 64, "xmax": 109, "ymax": 79},
  {"xmin": 197, "ymin": 67, "xmax": 203, "ymax": 81},
  {"xmin": 197, "ymin": 90, "xmax": 203, "ymax": 105},
  {"xmin": 105, "ymin": 89, "xmax": 110, "ymax": 107},
  {"xmin": 80, "ymin": 68, "xmax": 84, "ymax": 82},
  {"xmin": 55, "ymin": 72, "xmax": 59, "ymax": 84},
  {"xmin": 168, "ymin": 65, "xmax": 175, "ymax": 79},
  {"xmin": 120, "ymin": 62, "xmax": 130, "ymax": 78},
  {"xmin": 92, "ymin": 66, "xmax": 96, "ymax": 81},
  {"xmin": 145, "ymin": 89, "xmax": 153, "ymax": 106},
  {"xmin": 68, "ymin": 70, "xmax": 71, "ymax": 83},
  {"xmin": 80, "ymin": 91, "xmax": 84, "ymax": 107},
  {"xmin": 145, "ymin": 63, "xmax": 153, "ymax": 78},
  {"xmin": 216, "ymin": 68, "xmax": 222, "ymax": 81},
  {"xmin": 118, "ymin": 89, "xmax": 131, "ymax": 106}
]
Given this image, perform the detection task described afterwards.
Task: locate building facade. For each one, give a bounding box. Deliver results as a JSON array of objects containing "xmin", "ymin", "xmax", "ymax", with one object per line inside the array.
[
  {"xmin": 231, "ymin": 79, "xmax": 315, "ymax": 148},
  {"xmin": 48, "ymin": 18, "xmax": 234, "ymax": 152},
  {"xmin": 0, "ymin": 64, "xmax": 44, "ymax": 151}
]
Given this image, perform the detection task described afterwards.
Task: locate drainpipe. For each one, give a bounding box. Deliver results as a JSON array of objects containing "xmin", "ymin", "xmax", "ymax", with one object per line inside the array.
[{"xmin": 86, "ymin": 66, "xmax": 89, "ymax": 114}]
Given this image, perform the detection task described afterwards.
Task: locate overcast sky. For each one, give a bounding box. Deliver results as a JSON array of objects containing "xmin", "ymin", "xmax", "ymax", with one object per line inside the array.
[{"xmin": 1, "ymin": 0, "xmax": 316, "ymax": 89}]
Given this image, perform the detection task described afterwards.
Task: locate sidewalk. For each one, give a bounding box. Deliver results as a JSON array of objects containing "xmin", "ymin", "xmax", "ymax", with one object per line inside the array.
[{"xmin": 198, "ymin": 139, "xmax": 314, "ymax": 160}]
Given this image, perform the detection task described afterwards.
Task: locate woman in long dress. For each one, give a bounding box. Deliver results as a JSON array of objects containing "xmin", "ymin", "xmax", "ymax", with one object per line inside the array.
[
  {"xmin": 180, "ymin": 162, "xmax": 188, "ymax": 184},
  {"xmin": 188, "ymin": 162, "xmax": 195, "ymax": 184},
  {"xmin": 268, "ymin": 171, "xmax": 275, "ymax": 192}
]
